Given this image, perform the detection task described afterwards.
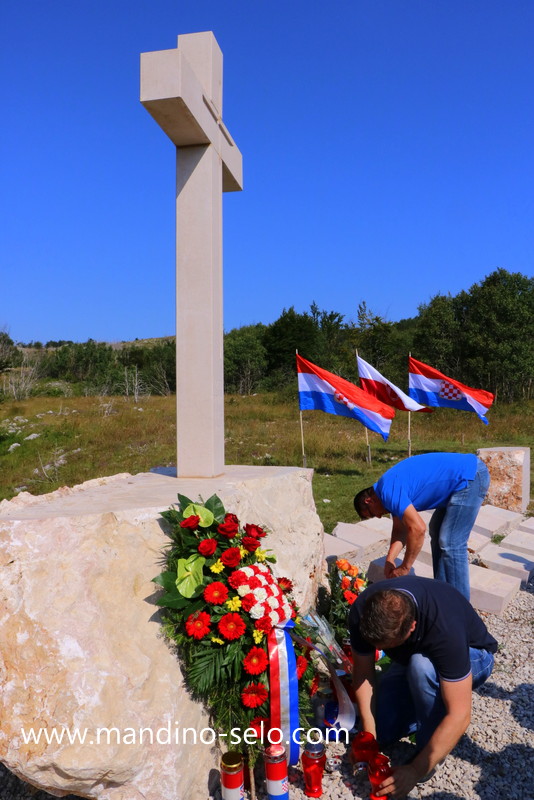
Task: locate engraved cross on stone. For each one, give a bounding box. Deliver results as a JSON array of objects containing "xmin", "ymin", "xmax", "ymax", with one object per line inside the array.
[{"xmin": 140, "ymin": 32, "xmax": 243, "ymax": 477}]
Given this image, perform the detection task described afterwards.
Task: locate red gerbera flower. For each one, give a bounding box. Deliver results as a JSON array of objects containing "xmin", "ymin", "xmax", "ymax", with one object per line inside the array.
[
  {"xmin": 198, "ymin": 538, "xmax": 218, "ymax": 557},
  {"xmin": 248, "ymin": 716, "xmax": 270, "ymax": 741},
  {"xmin": 203, "ymin": 581, "xmax": 229, "ymax": 605},
  {"xmin": 241, "ymin": 593, "xmax": 257, "ymax": 613},
  {"xmin": 242, "ymin": 536, "xmax": 261, "ymax": 553},
  {"xmin": 343, "ymin": 589, "xmax": 358, "ymax": 605},
  {"xmin": 218, "ymin": 613, "xmax": 246, "ymax": 641},
  {"xmin": 241, "ymin": 682, "xmax": 268, "ymax": 709},
  {"xmin": 180, "ymin": 515, "xmax": 200, "ymax": 529},
  {"xmin": 220, "ymin": 547, "xmax": 241, "ymax": 568},
  {"xmin": 277, "ymin": 576, "xmax": 294, "ymax": 594},
  {"xmin": 254, "ymin": 615, "xmax": 274, "ymax": 634},
  {"xmin": 243, "ymin": 647, "xmax": 269, "ymax": 675},
  {"xmin": 185, "ymin": 611, "xmax": 211, "ymax": 640},
  {"xmin": 244, "ymin": 523, "xmax": 267, "ymax": 539},
  {"xmin": 296, "ymin": 654, "xmax": 309, "ymax": 679},
  {"xmin": 310, "ymin": 675, "xmax": 320, "ymax": 696}
]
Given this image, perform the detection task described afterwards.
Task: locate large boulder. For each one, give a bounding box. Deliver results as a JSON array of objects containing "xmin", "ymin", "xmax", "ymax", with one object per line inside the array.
[{"xmin": 0, "ymin": 467, "xmax": 324, "ymax": 800}]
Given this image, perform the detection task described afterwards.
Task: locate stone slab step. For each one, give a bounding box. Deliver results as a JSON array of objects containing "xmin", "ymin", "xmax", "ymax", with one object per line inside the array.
[
  {"xmin": 499, "ymin": 529, "xmax": 534, "ymax": 557},
  {"xmin": 415, "ymin": 530, "xmax": 489, "ymax": 566},
  {"xmin": 472, "ymin": 505, "xmax": 525, "ymax": 538},
  {"xmin": 332, "ymin": 520, "xmax": 389, "ymax": 560},
  {"xmin": 476, "ymin": 542, "xmax": 534, "ymax": 586},
  {"xmin": 366, "ymin": 556, "xmax": 520, "ymax": 615},
  {"xmin": 323, "ymin": 533, "xmax": 361, "ymax": 561},
  {"xmin": 518, "ymin": 517, "xmax": 534, "ymax": 534}
]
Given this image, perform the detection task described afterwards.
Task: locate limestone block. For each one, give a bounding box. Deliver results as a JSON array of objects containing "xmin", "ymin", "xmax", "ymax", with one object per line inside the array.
[
  {"xmin": 332, "ymin": 521, "xmax": 389, "ymax": 560},
  {"xmin": 477, "ymin": 447, "xmax": 531, "ymax": 513},
  {"xmin": 472, "ymin": 504, "xmax": 524, "ymax": 538},
  {"xmin": 366, "ymin": 557, "xmax": 520, "ymax": 614},
  {"xmin": 0, "ymin": 467, "xmax": 323, "ymax": 800},
  {"xmin": 518, "ymin": 517, "xmax": 534, "ymax": 534},
  {"xmin": 499, "ymin": 529, "xmax": 534, "ymax": 557},
  {"xmin": 476, "ymin": 542, "xmax": 534, "ymax": 585},
  {"xmin": 323, "ymin": 532, "xmax": 360, "ymax": 562}
]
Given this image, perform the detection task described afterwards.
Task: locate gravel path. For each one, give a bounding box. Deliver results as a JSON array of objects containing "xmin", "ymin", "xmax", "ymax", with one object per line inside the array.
[{"xmin": 1, "ymin": 577, "xmax": 533, "ymax": 800}]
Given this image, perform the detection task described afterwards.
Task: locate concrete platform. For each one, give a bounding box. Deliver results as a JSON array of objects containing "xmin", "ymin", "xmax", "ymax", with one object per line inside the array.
[
  {"xmin": 518, "ymin": 517, "xmax": 534, "ymax": 534},
  {"xmin": 472, "ymin": 505, "xmax": 525, "ymax": 538},
  {"xmin": 499, "ymin": 529, "xmax": 534, "ymax": 557},
  {"xmin": 477, "ymin": 542, "xmax": 534, "ymax": 586},
  {"xmin": 366, "ymin": 556, "xmax": 520, "ymax": 614},
  {"xmin": 332, "ymin": 520, "xmax": 390, "ymax": 560},
  {"xmin": 323, "ymin": 532, "xmax": 361, "ymax": 561}
]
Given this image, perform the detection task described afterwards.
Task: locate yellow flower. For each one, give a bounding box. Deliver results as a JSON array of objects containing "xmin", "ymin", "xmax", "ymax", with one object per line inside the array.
[
  {"xmin": 210, "ymin": 559, "xmax": 224, "ymax": 574},
  {"xmin": 239, "ymin": 546, "xmax": 248, "ymax": 558},
  {"xmin": 226, "ymin": 596, "xmax": 242, "ymax": 611},
  {"xmin": 295, "ymin": 616, "xmax": 301, "ymax": 624},
  {"xmin": 211, "ymin": 637, "xmax": 225, "ymax": 645},
  {"xmin": 253, "ymin": 629, "xmax": 265, "ymax": 644},
  {"xmin": 255, "ymin": 549, "xmax": 267, "ymax": 562}
]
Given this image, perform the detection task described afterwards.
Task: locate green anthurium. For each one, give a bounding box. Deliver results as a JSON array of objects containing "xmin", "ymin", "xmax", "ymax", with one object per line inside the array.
[
  {"xmin": 182, "ymin": 503, "xmax": 214, "ymax": 528},
  {"xmin": 176, "ymin": 554, "xmax": 206, "ymax": 597}
]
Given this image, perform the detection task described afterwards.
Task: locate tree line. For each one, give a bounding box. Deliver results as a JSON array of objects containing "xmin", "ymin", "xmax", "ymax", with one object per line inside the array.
[{"xmin": 1, "ymin": 269, "xmax": 533, "ymax": 402}]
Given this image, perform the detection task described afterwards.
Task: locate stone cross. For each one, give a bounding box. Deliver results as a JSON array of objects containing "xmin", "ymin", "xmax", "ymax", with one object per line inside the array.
[{"xmin": 140, "ymin": 32, "xmax": 243, "ymax": 477}]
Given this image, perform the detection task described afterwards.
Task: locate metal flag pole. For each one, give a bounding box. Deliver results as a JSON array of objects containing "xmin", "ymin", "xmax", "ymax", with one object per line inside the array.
[
  {"xmin": 408, "ymin": 352, "xmax": 412, "ymax": 457},
  {"xmin": 356, "ymin": 348, "xmax": 372, "ymax": 465},
  {"xmin": 296, "ymin": 349, "xmax": 307, "ymax": 468}
]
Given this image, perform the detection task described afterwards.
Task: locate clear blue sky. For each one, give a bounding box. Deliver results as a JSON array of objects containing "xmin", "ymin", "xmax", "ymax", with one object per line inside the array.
[{"xmin": 2, "ymin": 0, "xmax": 533, "ymax": 344}]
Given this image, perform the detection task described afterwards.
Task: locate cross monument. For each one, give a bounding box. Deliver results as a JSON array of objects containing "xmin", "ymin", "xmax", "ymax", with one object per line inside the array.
[{"xmin": 140, "ymin": 32, "xmax": 243, "ymax": 477}]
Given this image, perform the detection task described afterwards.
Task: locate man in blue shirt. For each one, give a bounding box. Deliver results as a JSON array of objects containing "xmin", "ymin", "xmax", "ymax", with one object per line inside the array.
[
  {"xmin": 349, "ymin": 576, "xmax": 497, "ymax": 798},
  {"xmin": 353, "ymin": 453, "xmax": 490, "ymax": 599}
]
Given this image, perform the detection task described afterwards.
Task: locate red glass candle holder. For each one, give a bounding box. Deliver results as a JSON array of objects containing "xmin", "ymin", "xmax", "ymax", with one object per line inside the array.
[
  {"xmin": 301, "ymin": 740, "xmax": 326, "ymax": 798},
  {"xmin": 367, "ymin": 753, "xmax": 392, "ymax": 800},
  {"xmin": 351, "ymin": 731, "xmax": 379, "ymax": 771}
]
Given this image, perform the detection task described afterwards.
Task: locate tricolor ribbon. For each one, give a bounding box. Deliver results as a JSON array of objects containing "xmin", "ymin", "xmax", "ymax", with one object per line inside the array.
[{"xmin": 267, "ymin": 619, "xmax": 300, "ymax": 765}]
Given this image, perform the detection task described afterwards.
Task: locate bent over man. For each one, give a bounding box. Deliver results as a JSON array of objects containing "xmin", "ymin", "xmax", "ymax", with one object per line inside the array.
[
  {"xmin": 349, "ymin": 576, "xmax": 497, "ymax": 798},
  {"xmin": 353, "ymin": 452, "xmax": 490, "ymax": 599}
]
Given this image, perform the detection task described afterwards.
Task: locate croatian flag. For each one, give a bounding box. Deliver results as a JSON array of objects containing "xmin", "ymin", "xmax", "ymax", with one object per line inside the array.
[
  {"xmin": 408, "ymin": 357, "xmax": 494, "ymax": 425},
  {"xmin": 357, "ymin": 355, "xmax": 431, "ymax": 413},
  {"xmin": 297, "ymin": 354, "xmax": 395, "ymax": 441}
]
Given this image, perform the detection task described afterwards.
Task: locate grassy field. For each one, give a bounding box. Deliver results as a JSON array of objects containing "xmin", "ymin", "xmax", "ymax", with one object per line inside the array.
[{"xmin": 1, "ymin": 393, "xmax": 532, "ymax": 529}]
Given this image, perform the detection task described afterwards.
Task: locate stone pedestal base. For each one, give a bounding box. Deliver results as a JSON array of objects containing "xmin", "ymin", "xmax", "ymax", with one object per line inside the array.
[{"xmin": 477, "ymin": 447, "xmax": 530, "ymax": 512}]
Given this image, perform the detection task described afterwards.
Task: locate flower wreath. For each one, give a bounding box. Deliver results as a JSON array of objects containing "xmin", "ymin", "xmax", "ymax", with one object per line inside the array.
[{"xmin": 154, "ymin": 493, "xmax": 318, "ymax": 764}]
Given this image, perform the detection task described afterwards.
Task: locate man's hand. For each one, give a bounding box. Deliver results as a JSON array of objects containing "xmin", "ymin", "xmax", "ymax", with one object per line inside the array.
[
  {"xmin": 378, "ymin": 764, "xmax": 419, "ymax": 798},
  {"xmin": 384, "ymin": 559, "xmax": 397, "ymax": 578},
  {"xmin": 387, "ymin": 564, "xmax": 411, "ymax": 579}
]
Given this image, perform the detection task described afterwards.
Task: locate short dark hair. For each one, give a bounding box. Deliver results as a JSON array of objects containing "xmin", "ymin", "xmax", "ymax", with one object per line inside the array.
[
  {"xmin": 353, "ymin": 487, "xmax": 374, "ymax": 518},
  {"xmin": 359, "ymin": 590, "xmax": 415, "ymax": 646}
]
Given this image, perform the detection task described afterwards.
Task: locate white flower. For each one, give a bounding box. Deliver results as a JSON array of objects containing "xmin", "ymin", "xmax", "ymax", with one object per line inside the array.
[
  {"xmin": 241, "ymin": 567, "xmax": 254, "ymax": 577},
  {"xmin": 237, "ymin": 584, "xmax": 251, "ymax": 597},
  {"xmin": 267, "ymin": 597, "xmax": 278, "ymax": 610},
  {"xmin": 253, "ymin": 587, "xmax": 267, "ymax": 603},
  {"xmin": 255, "ymin": 564, "xmax": 269, "ymax": 574},
  {"xmin": 250, "ymin": 603, "xmax": 265, "ymax": 620},
  {"xmin": 269, "ymin": 610, "xmax": 279, "ymax": 624},
  {"xmin": 256, "ymin": 575, "xmax": 268, "ymax": 586}
]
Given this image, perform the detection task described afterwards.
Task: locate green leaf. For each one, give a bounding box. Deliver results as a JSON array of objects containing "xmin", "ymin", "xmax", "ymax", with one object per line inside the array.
[
  {"xmin": 182, "ymin": 503, "xmax": 214, "ymax": 528},
  {"xmin": 155, "ymin": 593, "xmax": 190, "ymax": 609},
  {"xmin": 203, "ymin": 494, "xmax": 226, "ymax": 523},
  {"xmin": 153, "ymin": 571, "xmax": 179, "ymax": 593},
  {"xmin": 176, "ymin": 554, "xmax": 206, "ymax": 597},
  {"xmin": 177, "ymin": 493, "xmax": 194, "ymax": 513}
]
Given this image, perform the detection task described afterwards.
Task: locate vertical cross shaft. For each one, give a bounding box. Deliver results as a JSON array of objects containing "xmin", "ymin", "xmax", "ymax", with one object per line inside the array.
[{"xmin": 140, "ymin": 32, "xmax": 243, "ymax": 477}]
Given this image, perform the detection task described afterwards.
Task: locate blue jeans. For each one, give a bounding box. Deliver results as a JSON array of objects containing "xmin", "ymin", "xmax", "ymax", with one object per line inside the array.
[
  {"xmin": 428, "ymin": 459, "xmax": 490, "ymax": 600},
  {"xmin": 375, "ymin": 648, "xmax": 494, "ymax": 751}
]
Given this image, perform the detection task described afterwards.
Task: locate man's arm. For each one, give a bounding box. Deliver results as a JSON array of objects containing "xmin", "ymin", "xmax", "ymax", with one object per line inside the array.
[
  {"xmin": 379, "ymin": 674, "xmax": 473, "ymax": 798},
  {"xmin": 351, "ymin": 651, "xmax": 377, "ymax": 736},
  {"xmin": 384, "ymin": 516, "xmax": 407, "ymax": 578},
  {"xmin": 387, "ymin": 504, "xmax": 426, "ymax": 579}
]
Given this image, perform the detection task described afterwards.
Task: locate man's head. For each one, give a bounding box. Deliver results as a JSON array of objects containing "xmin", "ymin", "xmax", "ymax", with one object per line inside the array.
[
  {"xmin": 359, "ymin": 589, "xmax": 416, "ymax": 649},
  {"xmin": 353, "ymin": 487, "xmax": 387, "ymax": 520}
]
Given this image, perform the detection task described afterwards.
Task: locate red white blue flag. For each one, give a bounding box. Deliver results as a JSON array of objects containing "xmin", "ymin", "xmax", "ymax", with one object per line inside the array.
[
  {"xmin": 357, "ymin": 355, "xmax": 431, "ymax": 413},
  {"xmin": 408, "ymin": 357, "xmax": 494, "ymax": 425},
  {"xmin": 297, "ymin": 354, "xmax": 395, "ymax": 441}
]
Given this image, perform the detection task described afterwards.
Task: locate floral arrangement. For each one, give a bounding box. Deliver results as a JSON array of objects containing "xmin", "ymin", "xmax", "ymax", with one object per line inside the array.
[
  {"xmin": 153, "ymin": 493, "xmax": 318, "ymax": 768},
  {"xmin": 324, "ymin": 558, "xmax": 368, "ymax": 645}
]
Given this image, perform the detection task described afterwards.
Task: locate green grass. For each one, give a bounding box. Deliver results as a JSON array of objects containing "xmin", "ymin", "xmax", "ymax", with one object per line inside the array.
[{"xmin": 1, "ymin": 393, "xmax": 532, "ymax": 529}]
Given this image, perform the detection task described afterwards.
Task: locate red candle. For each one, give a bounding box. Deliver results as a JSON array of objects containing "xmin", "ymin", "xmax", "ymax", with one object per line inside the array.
[
  {"xmin": 367, "ymin": 753, "xmax": 392, "ymax": 800},
  {"xmin": 301, "ymin": 740, "xmax": 326, "ymax": 798},
  {"xmin": 350, "ymin": 731, "xmax": 379, "ymax": 772}
]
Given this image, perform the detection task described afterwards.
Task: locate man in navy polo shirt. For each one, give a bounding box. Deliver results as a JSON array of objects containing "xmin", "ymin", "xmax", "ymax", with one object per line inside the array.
[
  {"xmin": 349, "ymin": 576, "xmax": 497, "ymax": 798},
  {"xmin": 353, "ymin": 452, "xmax": 490, "ymax": 599}
]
